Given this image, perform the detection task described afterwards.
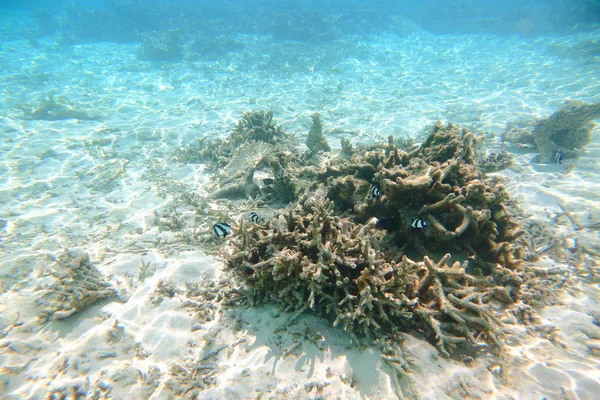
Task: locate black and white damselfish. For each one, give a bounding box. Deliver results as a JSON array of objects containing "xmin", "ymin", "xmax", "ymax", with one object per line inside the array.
[
  {"xmin": 411, "ymin": 219, "xmax": 428, "ymax": 229},
  {"xmin": 554, "ymin": 150, "xmax": 563, "ymax": 164},
  {"xmin": 250, "ymin": 211, "xmax": 260, "ymax": 223},
  {"xmin": 370, "ymin": 184, "xmax": 382, "ymax": 198},
  {"xmin": 212, "ymin": 222, "xmax": 231, "ymax": 238}
]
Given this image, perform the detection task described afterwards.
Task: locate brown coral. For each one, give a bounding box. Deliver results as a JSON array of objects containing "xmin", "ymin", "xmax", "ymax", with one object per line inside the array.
[
  {"xmin": 228, "ymin": 194, "xmax": 521, "ymax": 355},
  {"xmin": 325, "ymin": 122, "xmax": 522, "ymax": 269},
  {"xmin": 37, "ymin": 249, "xmax": 116, "ymax": 323},
  {"xmin": 193, "ymin": 116, "xmax": 525, "ymax": 355}
]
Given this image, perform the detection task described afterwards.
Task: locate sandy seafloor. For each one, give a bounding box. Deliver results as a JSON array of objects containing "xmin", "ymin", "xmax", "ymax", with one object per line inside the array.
[{"xmin": 1, "ymin": 18, "xmax": 600, "ymax": 400}]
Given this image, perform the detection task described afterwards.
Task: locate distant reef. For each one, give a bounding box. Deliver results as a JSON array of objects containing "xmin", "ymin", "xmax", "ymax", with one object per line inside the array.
[{"xmin": 28, "ymin": 1, "xmax": 600, "ymax": 48}]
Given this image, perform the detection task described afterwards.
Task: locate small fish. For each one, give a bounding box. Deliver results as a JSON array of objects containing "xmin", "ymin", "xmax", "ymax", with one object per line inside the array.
[
  {"xmin": 554, "ymin": 150, "xmax": 563, "ymax": 164},
  {"xmin": 275, "ymin": 169, "xmax": 285, "ymax": 181},
  {"xmin": 250, "ymin": 211, "xmax": 260, "ymax": 223},
  {"xmin": 212, "ymin": 222, "xmax": 231, "ymax": 238},
  {"xmin": 411, "ymin": 219, "xmax": 428, "ymax": 229},
  {"xmin": 370, "ymin": 184, "xmax": 382, "ymax": 198}
]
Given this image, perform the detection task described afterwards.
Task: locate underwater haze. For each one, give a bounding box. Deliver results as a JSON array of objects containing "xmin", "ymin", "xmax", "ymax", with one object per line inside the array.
[{"xmin": 1, "ymin": 0, "xmax": 600, "ymax": 399}]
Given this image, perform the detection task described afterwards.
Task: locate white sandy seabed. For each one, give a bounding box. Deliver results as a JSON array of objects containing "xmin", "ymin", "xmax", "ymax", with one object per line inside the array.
[{"xmin": 0, "ymin": 28, "xmax": 600, "ymax": 399}]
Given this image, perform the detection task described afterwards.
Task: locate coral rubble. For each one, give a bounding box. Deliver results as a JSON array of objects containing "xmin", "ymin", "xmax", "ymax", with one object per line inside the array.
[
  {"xmin": 37, "ymin": 249, "xmax": 116, "ymax": 323},
  {"xmin": 533, "ymin": 100, "xmax": 600, "ymax": 162}
]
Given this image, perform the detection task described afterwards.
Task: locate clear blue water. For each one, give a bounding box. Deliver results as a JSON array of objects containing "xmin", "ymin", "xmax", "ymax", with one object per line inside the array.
[{"xmin": 0, "ymin": 1, "xmax": 599, "ymax": 399}]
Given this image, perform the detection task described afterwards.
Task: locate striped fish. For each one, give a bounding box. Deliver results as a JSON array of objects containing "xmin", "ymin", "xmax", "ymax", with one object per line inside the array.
[
  {"xmin": 553, "ymin": 150, "xmax": 563, "ymax": 164},
  {"xmin": 250, "ymin": 212, "xmax": 260, "ymax": 223},
  {"xmin": 411, "ymin": 219, "xmax": 428, "ymax": 229},
  {"xmin": 370, "ymin": 184, "xmax": 382, "ymax": 198},
  {"xmin": 213, "ymin": 222, "xmax": 231, "ymax": 238}
]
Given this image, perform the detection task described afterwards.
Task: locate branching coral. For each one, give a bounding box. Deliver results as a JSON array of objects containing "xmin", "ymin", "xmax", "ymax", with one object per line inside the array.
[
  {"xmin": 37, "ymin": 249, "xmax": 116, "ymax": 323},
  {"xmin": 189, "ymin": 116, "xmax": 526, "ymax": 355},
  {"xmin": 322, "ymin": 122, "xmax": 523, "ymax": 269},
  {"xmin": 176, "ymin": 111, "xmax": 293, "ymax": 172},
  {"xmin": 228, "ymin": 192, "xmax": 521, "ymax": 355}
]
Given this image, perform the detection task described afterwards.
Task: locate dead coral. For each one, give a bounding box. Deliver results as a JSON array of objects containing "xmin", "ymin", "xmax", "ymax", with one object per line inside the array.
[
  {"xmin": 37, "ymin": 249, "xmax": 116, "ymax": 323},
  {"xmin": 501, "ymin": 122, "xmax": 536, "ymax": 148},
  {"xmin": 324, "ymin": 122, "xmax": 522, "ymax": 269},
  {"xmin": 181, "ymin": 278, "xmax": 245, "ymax": 324},
  {"xmin": 18, "ymin": 92, "xmax": 101, "ymax": 121},
  {"xmin": 176, "ymin": 110, "xmax": 292, "ymax": 173},
  {"xmin": 166, "ymin": 363, "xmax": 218, "ymax": 398},
  {"xmin": 477, "ymin": 150, "xmax": 513, "ymax": 173},
  {"xmin": 228, "ymin": 193, "xmax": 521, "ymax": 355},
  {"xmin": 149, "ymin": 278, "xmax": 182, "ymax": 306},
  {"xmin": 533, "ymin": 100, "xmax": 600, "ymax": 162},
  {"xmin": 230, "ymin": 110, "xmax": 287, "ymax": 146},
  {"xmin": 306, "ymin": 113, "xmax": 331, "ymax": 155}
]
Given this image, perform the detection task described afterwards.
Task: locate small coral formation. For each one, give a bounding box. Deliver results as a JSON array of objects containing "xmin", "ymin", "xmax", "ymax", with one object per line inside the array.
[
  {"xmin": 139, "ymin": 30, "xmax": 183, "ymax": 61},
  {"xmin": 477, "ymin": 150, "xmax": 513, "ymax": 173},
  {"xmin": 181, "ymin": 279, "xmax": 245, "ymax": 324},
  {"xmin": 166, "ymin": 363, "xmax": 218, "ymax": 398},
  {"xmin": 501, "ymin": 122, "xmax": 536, "ymax": 148},
  {"xmin": 341, "ymin": 137, "xmax": 354, "ymax": 157},
  {"xmin": 306, "ymin": 113, "xmax": 331, "ymax": 155},
  {"xmin": 149, "ymin": 278, "xmax": 182, "ymax": 306},
  {"xmin": 37, "ymin": 249, "xmax": 116, "ymax": 323},
  {"xmin": 18, "ymin": 93, "xmax": 101, "ymax": 121},
  {"xmin": 230, "ymin": 110, "xmax": 287, "ymax": 146},
  {"xmin": 176, "ymin": 110, "xmax": 290, "ymax": 171},
  {"xmin": 533, "ymin": 100, "xmax": 600, "ymax": 162},
  {"xmin": 176, "ymin": 111, "xmax": 301, "ymax": 202}
]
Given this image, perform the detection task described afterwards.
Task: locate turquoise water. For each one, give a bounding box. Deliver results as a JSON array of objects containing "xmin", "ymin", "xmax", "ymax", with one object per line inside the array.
[{"xmin": 1, "ymin": 1, "xmax": 599, "ymax": 399}]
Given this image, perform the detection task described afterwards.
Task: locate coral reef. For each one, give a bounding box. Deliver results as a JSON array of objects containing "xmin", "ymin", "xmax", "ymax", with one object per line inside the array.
[
  {"xmin": 37, "ymin": 249, "xmax": 116, "ymax": 323},
  {"xmin": 533, "ymin": 100, "xmax": 600, "ymax": 162},
  {"xmin": 306, "ymin": 113, "xmax": 331, "ymax": 155},
  {"xmin": 176, "ymin": 111, "xmax": 302, "ymax": 202},
  {"xmin": 228, "ymin": 193, "xmax": 521, "ymax": 355},
  {"xmin": 323, "ymin": 122, "xmax": 522, "ymax": 269},
  {"xmin": 179, "ymin": 114, "xmax": 525, "ymax": 355}
]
